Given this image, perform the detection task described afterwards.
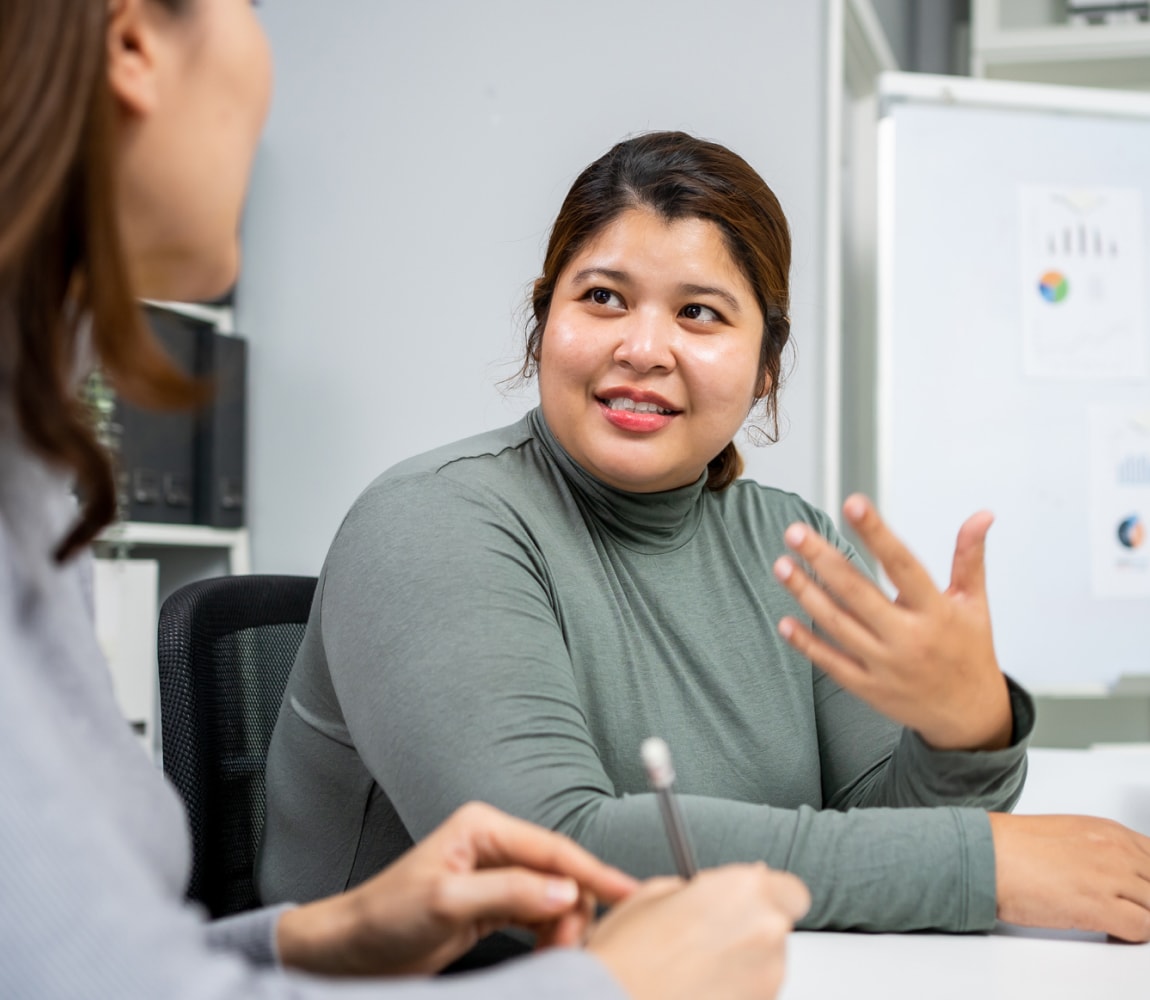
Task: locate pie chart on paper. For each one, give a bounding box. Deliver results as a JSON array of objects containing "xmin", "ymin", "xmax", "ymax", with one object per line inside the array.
[
  {"xmin": 1038, "ymin": 270, "xmax": 1069, "ymax": 303},
  {"xmin": 1117, "ymin": 515, "xmax": 1145, "ymax": 550}
]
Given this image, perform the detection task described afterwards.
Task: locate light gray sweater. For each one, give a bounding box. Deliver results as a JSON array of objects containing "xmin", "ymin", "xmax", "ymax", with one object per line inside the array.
[
  {"xmin": 0, "ymin": 388, "xmax": 622, "ymax": 998},
  {"xmin": 259, "ymin": 409, "xmax": 1033, "ymax": 932}
]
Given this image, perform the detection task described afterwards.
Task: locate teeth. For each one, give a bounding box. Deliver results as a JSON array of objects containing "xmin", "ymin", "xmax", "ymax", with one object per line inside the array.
[{"xmin": 607, "ymin": 397, "xmax": 672, "ymax": 415}]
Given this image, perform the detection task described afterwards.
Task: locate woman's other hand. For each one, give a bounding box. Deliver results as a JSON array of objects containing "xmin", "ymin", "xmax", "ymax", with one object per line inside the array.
[
  {"xmin": 774, "ymin": 493, "xmax": 1013, "ymax": 752},
  {"xmin": 275, "ymin": 801, "xmax": 637, "ymax": 976},
  {"xmin": 989, "ymin": 813, "xmax": 1150, "ymax": 943},
  {"xmin": 587, "ymin": 864, "xmax": 810, "ymax": 1000}
]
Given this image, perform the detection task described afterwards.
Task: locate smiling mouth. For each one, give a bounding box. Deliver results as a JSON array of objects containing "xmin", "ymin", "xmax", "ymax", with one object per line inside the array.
[{"xmin": 598, "ymin": 396, "xmax": 679, "ymax": 416}]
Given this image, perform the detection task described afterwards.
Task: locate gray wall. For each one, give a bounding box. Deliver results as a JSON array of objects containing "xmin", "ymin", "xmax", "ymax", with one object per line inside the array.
[{"xmin": 239, "ymin": 1, "xmax": 831, "ymax": 574}]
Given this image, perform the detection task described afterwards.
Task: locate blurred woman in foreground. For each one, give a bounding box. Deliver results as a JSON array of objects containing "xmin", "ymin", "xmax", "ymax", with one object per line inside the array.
[{"xmin": 0, "ymin": 2, "xmax": 809, "ymax": 998}]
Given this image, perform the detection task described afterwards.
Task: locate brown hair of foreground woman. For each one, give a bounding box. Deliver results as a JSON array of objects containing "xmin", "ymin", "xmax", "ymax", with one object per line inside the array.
[{"xmin": 0, "ymin": 0, "xmax": 201, "ymax": 563}]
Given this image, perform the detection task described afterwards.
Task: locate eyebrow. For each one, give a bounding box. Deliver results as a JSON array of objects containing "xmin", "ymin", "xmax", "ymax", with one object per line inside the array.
[
  {"xmin": 677, "ymin": 283, "xmax": 743, "ymax": 315},
  {"xmin": 570, "ymin": 269, "xmax": 744, "ymax": 315},
  {"xmin": 570, "ymin": 267, "xmax": 629, "ymax": 286}
]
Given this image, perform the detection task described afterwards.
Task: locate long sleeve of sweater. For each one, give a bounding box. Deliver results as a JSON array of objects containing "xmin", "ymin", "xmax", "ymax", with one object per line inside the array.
[{"xmin": 259, "ymin": 419, "xmax": 1031, "ymax": 934}]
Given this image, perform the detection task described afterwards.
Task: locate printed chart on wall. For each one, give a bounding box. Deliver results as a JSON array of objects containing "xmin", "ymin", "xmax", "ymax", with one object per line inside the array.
[
  {"xmin": 1090, "ymin": 407, "xmax": 1150, "ymax": 599},
  {"xmin": 1020, "ymin": 186, "xmax": 1147, "ymax": 380}
]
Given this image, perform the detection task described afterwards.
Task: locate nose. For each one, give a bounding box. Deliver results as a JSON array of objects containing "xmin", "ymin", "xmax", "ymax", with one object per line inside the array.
[{"xmin": 612, "ymin": 308, "xmax": 676, "ymax": 374}]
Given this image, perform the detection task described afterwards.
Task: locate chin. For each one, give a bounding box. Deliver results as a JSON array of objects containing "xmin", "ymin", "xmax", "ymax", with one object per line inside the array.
[
  {"xmin": 147, "ymin": 243, "xmax": 240, "ymax": 305},
  {"xmin": 188, "ymin": 252, "xmax": 240, "ymax": 304},
  {"xmin": 596, "ymin": 463, "xmax": 675, "ymax": 494}
]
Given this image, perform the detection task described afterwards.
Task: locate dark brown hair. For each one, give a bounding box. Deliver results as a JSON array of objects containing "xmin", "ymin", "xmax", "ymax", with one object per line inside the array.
[
  {"xmin": 0, "ymin": 0, "xmax": 200, "ymax": 562},
  {"xmin": 522, "ymin": 131, "xmax": 792, "ymax": 491}
]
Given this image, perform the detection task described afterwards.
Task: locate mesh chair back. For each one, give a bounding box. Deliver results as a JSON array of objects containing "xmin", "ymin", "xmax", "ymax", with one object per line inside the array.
[{"xmin": 158, "ymin": 574, "xmax": 317, "ymax": 918}]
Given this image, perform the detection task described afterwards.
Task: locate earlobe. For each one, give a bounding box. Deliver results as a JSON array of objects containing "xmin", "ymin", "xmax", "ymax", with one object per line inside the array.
[{"xmin": 106, "ymin": 0, "xmax": 160, "ymax": 117}]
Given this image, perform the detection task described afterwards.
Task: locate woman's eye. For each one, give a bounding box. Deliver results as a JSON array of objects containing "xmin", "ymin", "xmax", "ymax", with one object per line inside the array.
[
  {"xmin": 588, "ymin": 288, "xmax": 622, "ymax": 308},
  {"xmin": 682, "ymin": 303, "xmax": 721, "ymax": 323}
]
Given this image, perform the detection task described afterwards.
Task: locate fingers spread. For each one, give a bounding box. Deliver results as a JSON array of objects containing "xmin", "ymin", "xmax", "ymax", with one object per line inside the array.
[
  {"xmin": 949, "ymin": 510, "xmax": 994, "ymax": 596},
  {"xmin": 774, "ymin": 554, "xmax": 885, "ymax": 658},
  {"xmin": 779, "ymin": 523, "xmax": 892, "ymax": 632},
  {"xmin": 777, "ymin": 616, "xmax": 871, "ymax": 693},
  {"xmin": 842, "ymin": 494, "xmax": 937, "ymax": 607}
]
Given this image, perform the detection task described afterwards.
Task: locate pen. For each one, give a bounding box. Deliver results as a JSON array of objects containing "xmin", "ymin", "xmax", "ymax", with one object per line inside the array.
[{"xmin": 640, "ymin": 736, "xmax": 698, "ymax": 879}]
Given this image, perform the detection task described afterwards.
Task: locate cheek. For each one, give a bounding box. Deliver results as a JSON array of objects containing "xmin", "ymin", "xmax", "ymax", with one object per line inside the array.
[
  {"xmin": 686, "ymin": 341, "xmax": 763, "ymax": 413},
  {"xmin": 538, "ymin": 313, "xmax": 599, "ymax": 384},
  {"xmin": 246, "ymin": 34, "xmax": 274, "ymax": 137},
  {"xmin": 212, "ymin": 20, "xmax": 272, "ymax": 157}
]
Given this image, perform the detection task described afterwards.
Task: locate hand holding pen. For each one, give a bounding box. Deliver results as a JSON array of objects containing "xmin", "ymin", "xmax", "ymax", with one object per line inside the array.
[{"xmin": 582, "ymin": 737, "xmax": 809, "ymax": 1000}]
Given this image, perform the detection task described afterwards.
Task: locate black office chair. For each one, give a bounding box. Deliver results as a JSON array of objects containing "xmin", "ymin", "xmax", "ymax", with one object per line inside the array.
[{"xmin": 157, "ymin": 573, "xmax": 318, "ymax": 918}]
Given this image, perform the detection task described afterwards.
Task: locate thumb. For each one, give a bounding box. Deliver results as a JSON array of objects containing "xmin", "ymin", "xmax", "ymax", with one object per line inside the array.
[
  {"xmin": 433, "ymin": 869, "xmax": 582, "ymax": 929},
  {"xmin": 949, "ymin": 510, "xmax": 994, "ymax": 595}
]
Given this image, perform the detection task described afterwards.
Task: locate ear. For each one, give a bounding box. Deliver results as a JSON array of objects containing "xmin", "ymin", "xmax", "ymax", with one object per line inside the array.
[
  {"xmin": 106, "ymin": 0, "xmax": 162, "ymax": 117},
  {"xmin": 530, "ymin": 278, "xmax": 549, "ymax": 363},
  {"xmin": 754, "ymin": 369, "xmax": 772, "ymax": 401}
]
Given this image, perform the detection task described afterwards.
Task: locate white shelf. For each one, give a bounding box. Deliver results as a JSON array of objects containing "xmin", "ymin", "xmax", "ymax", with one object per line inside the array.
[
  {"xmin": 973, "ymin": 0, "xmax": 1150, "ymax": 88},
  {"xmin": 98, "ymin": 521, "xmax": 242, "ymax": 547},
  {"xmin": 141, "ymin": 299, "xmax": 236, "ymax": 334},
  {"xmin": 93, "ymin": 523, "xmax": 252, "ymax": 763},
  {"xmin": 96, "ymin": 522, "xmax": 250, "ymax": 574}
]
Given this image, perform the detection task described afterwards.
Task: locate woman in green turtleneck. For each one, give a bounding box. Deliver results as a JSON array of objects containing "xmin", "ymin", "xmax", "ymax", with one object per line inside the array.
[{"xmin": 258, "ymin": 131, "xmax": 1150, "ymax": 943}]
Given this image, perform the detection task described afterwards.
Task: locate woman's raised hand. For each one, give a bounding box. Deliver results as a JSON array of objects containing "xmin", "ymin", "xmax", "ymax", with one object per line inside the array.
[{"xmin": 773, "ymin": 494, "xmax": 1013, "ymax": 751}]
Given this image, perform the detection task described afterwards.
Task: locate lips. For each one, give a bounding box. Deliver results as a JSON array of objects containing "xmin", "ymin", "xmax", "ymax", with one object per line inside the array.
[
  {"xmin": 596, "ymin": 388, "xmax": 680, "ymax": 433},
  {"xmin": 596, "ymin": 387, "xmax": 681, "ymax": 413}
]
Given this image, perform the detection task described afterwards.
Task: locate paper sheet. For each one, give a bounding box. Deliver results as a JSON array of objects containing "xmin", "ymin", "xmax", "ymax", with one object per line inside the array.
[
  {"xmin": 1020, "ymin": 186, "xmax": 1147, "ymax": 379},
  {"xmin": 1089, "ymin": 406, "xmax": 1150, "ymax": 599}
]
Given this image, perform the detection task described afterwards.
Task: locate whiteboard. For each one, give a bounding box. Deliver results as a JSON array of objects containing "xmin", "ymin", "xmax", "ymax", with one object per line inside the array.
[{"xmin": 873, "ymin": 73, "xmax": 1150, "ymax": 692}]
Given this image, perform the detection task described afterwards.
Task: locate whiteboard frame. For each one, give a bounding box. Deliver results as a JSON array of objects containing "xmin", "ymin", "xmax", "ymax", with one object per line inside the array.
[
  {"xmin": 873, "ymin": 71, "xmax": 1150, "ymax": 693},
  {"xmin": 877, "ymin": 70, "xmax": 1150, "ymax": 121}
]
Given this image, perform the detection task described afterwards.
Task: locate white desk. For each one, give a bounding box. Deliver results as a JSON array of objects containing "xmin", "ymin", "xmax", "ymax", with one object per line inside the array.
[
  {"xmin": 1015, "ymin": 746, "xmax": 1150, "ymax": 833},
  {"xmin": 785, "ymin": 924, "xmax": 1147, "ymax": 999},
  {"xmin": 783, "ymin": 748, "xmax": 1150, "ymax": 998}
]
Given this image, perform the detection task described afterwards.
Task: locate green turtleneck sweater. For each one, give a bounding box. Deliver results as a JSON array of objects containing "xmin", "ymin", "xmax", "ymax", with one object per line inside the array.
[{"xmin": 258, "ymin": 408, "xmax": 1032, "ymax": 931}]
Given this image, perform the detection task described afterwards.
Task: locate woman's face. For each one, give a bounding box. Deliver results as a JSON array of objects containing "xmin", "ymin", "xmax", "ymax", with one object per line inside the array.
[
  {"xmin": 538, "ymin": 207, "xmax": 766, "ymax": 493},
  {"xmin": 112, "ymin": 0, "xmax": 272, "ymax": 302}
]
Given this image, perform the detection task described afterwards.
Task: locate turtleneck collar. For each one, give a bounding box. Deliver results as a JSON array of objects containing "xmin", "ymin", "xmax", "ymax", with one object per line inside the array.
[{"xmin": 527, "ymin": 407, "xmax": 707, "ymax": 554}]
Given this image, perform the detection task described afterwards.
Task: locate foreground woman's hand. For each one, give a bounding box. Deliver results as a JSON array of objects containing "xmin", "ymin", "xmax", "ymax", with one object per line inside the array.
[
  {"xmin": 773, "ymin": 493, "xmax": 1013, "ymax": 751},
  {"xmin": 276, "ymin": 801, "xmax": 637, "ymax": 976},
  {"xmin": 587, "ymin": 864, "xmax": 811, "ymax": 1000},
  {"xmin": 989, "ymin": 813, "xmax": 1150, "ymax": 942}
]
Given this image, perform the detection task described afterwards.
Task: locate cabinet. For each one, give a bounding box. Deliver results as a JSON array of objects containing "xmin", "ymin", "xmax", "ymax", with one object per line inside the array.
[
  {"xmin": 93, "ymin": 299, "xmax": 248, "ymax": 760},
  {"xmin": 972, "ymin": 0, "xmax": 1150, "ymax": 88},
  {"xmin": 95, "ymin": 520, "xmax": 250, "ymax": 765}
]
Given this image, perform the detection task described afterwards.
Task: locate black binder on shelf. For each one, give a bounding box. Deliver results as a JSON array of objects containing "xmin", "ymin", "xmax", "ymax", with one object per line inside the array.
[
  {"xmin": 116, "ymin": 308, "xmax": 202, "ymax": 524},
  {"xmin": 111, "ymin": 306, "xmax": 247, "ymax": 528},
  {"xmin": 196, "ymin": 328, "xmax": 247, "ymax": 529}
]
